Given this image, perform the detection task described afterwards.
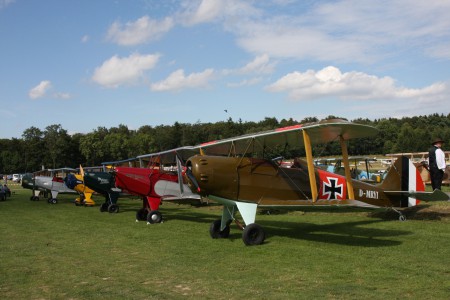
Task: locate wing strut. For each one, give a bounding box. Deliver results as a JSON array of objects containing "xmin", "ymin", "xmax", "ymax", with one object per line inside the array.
[
  {"xmin": 339, "ymin": 136, "xmax": 355, "ymax": 200},
  {"xmin": 302, "ymin": 130, "xmax": 318, "ymax": 202}
]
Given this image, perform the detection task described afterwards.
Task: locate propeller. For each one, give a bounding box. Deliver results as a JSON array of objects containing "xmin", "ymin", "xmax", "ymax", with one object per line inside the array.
[
  {"xmin": 175, "ymin": 154, "xmax": 185, "ymax": 195},
  {"xmin": 79, "ymin": 165, "xmax": 85, "ymax": 178},
  {"xmin": 185, "ymin": 163, "xmax": 201, "ymax": 193}
]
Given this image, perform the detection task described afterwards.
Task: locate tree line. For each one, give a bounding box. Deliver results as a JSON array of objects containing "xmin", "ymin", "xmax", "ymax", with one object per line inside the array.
[{"xmin": 1, "ymin": 114, "xmax": 449, "ymax": 174}]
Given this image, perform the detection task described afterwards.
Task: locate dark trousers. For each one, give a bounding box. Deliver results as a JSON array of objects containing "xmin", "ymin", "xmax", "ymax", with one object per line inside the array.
[{"xmin": 430, "ymin": 168, "xmax": 444, "ymax": 190}]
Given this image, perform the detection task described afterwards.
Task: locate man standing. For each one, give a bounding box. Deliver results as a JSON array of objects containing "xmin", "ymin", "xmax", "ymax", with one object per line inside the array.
[{"xmin": 428, "ymin": 138, "xmax": 446, "ymax": 190}]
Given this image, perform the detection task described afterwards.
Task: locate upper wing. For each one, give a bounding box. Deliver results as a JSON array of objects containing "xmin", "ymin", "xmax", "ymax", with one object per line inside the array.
[
  {"xmin": 137, "ymin": 146, "xmax": 201, "ymax": 166},
  {"xmin": 198, "ymin": 119, "xmax": 378, "ymax": 156},
  {"xmin": 101, "ymin": 157, "xmax": 140, "ymax": 168}
]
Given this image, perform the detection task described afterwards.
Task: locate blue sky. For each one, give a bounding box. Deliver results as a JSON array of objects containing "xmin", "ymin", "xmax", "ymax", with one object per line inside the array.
[{"xmin": 1, "ymin": 0, "xmax": 449, "ymax": 139}]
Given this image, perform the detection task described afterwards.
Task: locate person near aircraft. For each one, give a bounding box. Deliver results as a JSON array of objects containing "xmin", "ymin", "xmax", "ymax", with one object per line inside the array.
[
  {"xmin": 428, "ymin": 138, "xmax": 446, "ymax": 190},
  {"xmin": 2, "ymin": 184, "xmax": 11, "ymax": 197}
]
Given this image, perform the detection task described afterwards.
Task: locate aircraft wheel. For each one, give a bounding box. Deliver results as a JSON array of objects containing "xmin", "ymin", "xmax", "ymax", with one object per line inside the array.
[
  {"xmin": 242, "ymin": 223, "xmax": 265, "ymax": 246},
  {"xmin": 108, "ymin": 204, "xmax": 119, "ymax": 213},
  {"xmin": 209, "ymin": 220, "xmax": 230, "ymax": 239},
  {"xmin": 399, "ymin": 215, "xmax": 406, "ymax": 221},
  {"xmin": 136, "ymin": 208, "xmax": 147, "ymax": 221},
  {"xmin": 50, "ymin": 198, "xmax": 57, "ymax": 204},
  {"xmin": 99, "ymin": 203, "xmax": 109, "ymax": 212},
  {"xmin": 147, "ymin": 210, "xmax": 163, "ymax": 224}
]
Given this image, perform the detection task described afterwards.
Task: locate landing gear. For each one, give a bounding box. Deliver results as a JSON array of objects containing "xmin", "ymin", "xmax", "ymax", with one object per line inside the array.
[
  {"xmin": 209, "ymin": 220, "xmax": 230, "ymax": 238},
  {"xmin": 48, "ymin": 198, "xmax": 57, "ymax": 204},
  {"xmin": 392, "ymin": 208, "xmax": 407, "ymax": 221},
  {"xmin": 108, "ymin": 204, "xmax": 119, "ymax": 213},
  {"xmin": 136, "ymin": 208, "xmax": 148, "ymax": 221},
  {"xmin": 147, "ymin": 210, "xmax": 163, "ymax": 224},
  {"xmin": 100, "ymin": 202, "xmax": 109, "ymax": 212},
  {"xmin": 209, "ymin": 219, "xmax": 265, "ymax": 245},
  {"xmin": 242, "ymin": 223, "xmax": 265, "ymax": 246}
]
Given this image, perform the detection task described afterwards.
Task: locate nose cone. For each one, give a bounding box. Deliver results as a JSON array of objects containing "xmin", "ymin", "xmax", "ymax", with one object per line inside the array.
[
  {"xmin": 185, "ymin": 155, "xmax": 239, "ymax": 199},
  {"xmin": 65, "ymin": 173, "xmax": 80, "ymax": 189}
]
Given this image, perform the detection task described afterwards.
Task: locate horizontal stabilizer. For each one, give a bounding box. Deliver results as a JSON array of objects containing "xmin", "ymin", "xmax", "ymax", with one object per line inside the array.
[{"xmin": 385, "ymin": 189, "xmax": 450, "ymax": 201}]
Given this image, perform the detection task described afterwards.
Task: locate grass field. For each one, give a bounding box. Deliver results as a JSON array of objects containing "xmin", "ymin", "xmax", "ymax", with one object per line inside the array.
[{"xmin": 1, "ymin": 186, "xmax": 449, "ymax": 299}]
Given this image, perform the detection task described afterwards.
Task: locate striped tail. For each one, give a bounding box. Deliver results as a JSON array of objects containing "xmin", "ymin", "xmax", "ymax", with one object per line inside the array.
[{"xmin": 380, "ymin": 156, "xmax": 425, "ymax": 207}]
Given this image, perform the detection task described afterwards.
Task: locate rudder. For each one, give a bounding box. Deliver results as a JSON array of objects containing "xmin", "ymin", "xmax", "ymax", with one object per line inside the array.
[{"xmin": 379, "ymin": 156, "xmax": 424, "ymax": 207}]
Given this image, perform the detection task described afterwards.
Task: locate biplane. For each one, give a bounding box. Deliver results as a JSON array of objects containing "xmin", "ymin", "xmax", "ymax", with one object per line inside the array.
[
  {"xmin": 22, "ymin": 168, "xmax": 78, "ymax": 204},
  {"xmin": 81, "ymin": 158, "xmax": 137, "ymax": 213},
  {"xmin": 183, "ymin": 119, "xmax": 449, "ymax": 245},
  {"xmin": 64, "ymin": 167, "xmax": 103, "ymax": 206},
  {"xmin": 114, "ymin": 147, "xmax": 202, "ymax": 223}
]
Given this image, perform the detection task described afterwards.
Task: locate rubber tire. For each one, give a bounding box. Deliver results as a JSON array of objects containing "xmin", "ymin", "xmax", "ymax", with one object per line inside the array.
[
  {"xmin": 108, "ymin": 204, "xmax": 119, "ymax": 213},
  {"xmin": 209, "ymin": 220, "xmax": 230, "ymax": 239},
  {"xmin": 242, "ymin": 223, "xmax": 265, "ymax": 246},
  {"xmin": 136, "ymin": 208, "xmax": 147, "ymax": 221},
  {"xmin": 99, "ymin": 202, "xmax": 109, "ymax": 212},
  {"xmin": 147, "ymin": 210, "xmax": 163, "ymax": 224},
  {"xmin": 50, "ymin": 198, "xmax": 57, "ymax": 204}
]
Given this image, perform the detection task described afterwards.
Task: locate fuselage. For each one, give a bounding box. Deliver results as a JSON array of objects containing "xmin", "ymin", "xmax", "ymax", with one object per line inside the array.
[
  {"xmin": 114, "ymin": 166, "xmax": 194, "ymax": 199},
  {"xmin": 185, "ymin": 155, "xmax": 424, "ymax": 208}
]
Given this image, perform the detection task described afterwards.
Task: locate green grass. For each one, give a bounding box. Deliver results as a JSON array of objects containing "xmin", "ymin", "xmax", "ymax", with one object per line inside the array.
[{"xmin": 1, "ymin": 187, "xmax": 450, "ymax": 299}]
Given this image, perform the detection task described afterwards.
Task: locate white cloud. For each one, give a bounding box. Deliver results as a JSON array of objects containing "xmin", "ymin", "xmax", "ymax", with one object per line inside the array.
[
  {"xmin": 0, "ymin": 0, "xmax": 15, "ymax": 9},
  {"xmin": 81, "ymin": 35, "xmax": 89, "ymax": 43},
  {"xmin": 238, "ymin": 54, "xmax": 276, "ymax": 74},
  {"xmin": 180, "ymin": 0, "xmax": 259, "ymax": 26},
  {"xmin": 107, "ymin": 16, "xmax": 174, "ymax": 46},
  {"xmin": 92, "ymin": 53, "xmax": 160, "ymax": 88},
  {"xmin": 151, "ymin": 68, "xmax": 214, "ymax": 92},
  {"xmin": 266, "ymin": 66, "xmax": 448, "ymax": 102},
  {"xmin": 179, "ymin": 0, "xmax": 450, "ymax": 63},
  {"xmin": 29, "ymin": 80, "xmax": 52, "ymax": 99},
  {"xmin": 182, "ymin": 0, "xmax": 224, "ymax": 25}
]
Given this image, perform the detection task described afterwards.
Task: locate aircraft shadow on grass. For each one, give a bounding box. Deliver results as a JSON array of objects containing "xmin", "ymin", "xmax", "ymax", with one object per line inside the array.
[
  {"xmin": 368, "ymin": 204, "xmax": 450, "ymax": 221},
  {"xmin": 125, "ymin": 206, "xmax": 411, "ymax": 248},
  {"xmin": 258, "ymin": 219, "xmax": 410, "ymax": 247}
]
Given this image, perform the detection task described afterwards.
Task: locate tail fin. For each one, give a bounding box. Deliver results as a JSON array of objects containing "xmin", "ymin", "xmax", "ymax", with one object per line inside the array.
[{"xmin": 379, "ymin": 156, "xmax": 425, "ymax": 207}]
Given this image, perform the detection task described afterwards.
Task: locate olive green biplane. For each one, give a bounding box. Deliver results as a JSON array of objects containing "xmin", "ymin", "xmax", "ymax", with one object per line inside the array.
[{"xmin": 183, "ymin": 119, "xmax": 449, "ymax": 245}]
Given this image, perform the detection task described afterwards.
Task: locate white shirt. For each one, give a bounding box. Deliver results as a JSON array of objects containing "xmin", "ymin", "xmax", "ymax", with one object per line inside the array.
[{"xmin": 435, "ymin": 147, "xmax": 446, "ymax": 170}]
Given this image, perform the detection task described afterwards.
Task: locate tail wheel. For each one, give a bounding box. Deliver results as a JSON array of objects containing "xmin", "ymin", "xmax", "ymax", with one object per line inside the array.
[
  {"xmin": 147, "ymin": 210, "xmax": 163, "ymax": 224},
  {"xmin": 108, "ymin": 204, "xmax": 119, "ymax": 213},
  {"xmin": 209, "ymin": 219, "xmax": 230, "ymax": 239},
  {"xmin": 242, "ymin": 223, "xmax": 265, "ymax": 246}
]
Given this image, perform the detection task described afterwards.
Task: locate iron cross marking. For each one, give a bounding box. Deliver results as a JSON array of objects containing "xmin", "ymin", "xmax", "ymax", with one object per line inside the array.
[{"xmin": 323, "ymin": 177, "xmax": 343, "ymax": 200}]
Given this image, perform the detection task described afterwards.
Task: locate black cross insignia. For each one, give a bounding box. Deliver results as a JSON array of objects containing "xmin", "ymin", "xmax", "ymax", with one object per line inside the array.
[{"xmin": 323, "ymin": 177, "xmax": 343, "ymax": 200}]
